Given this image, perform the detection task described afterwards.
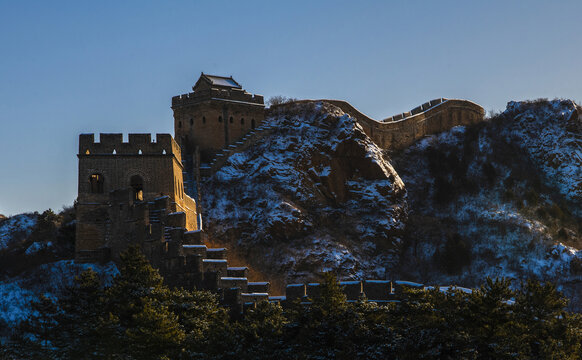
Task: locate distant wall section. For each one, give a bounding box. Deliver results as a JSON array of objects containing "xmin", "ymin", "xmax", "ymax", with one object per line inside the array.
[{"xmin": 276, "ymin": 98, "xmax": 485, "ymax": 151}]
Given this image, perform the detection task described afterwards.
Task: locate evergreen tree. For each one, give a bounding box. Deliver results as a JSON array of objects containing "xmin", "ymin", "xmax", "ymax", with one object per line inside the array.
[
  {"xmin": 107, "ymin": 245, "xmax": 166, "ymax": 328},
  {"xmin": 235, "ymin": 300, "xmax": 287, "ymax": 359},
  {"xmin": 18, "ymin": 294, "xmax": 60, "ymax": 359},
  {"xmin": 53, "ymin": 268, "xmax": 120, "ymax": 359},
  {"xmin": 466, "ymin": 277, "xmax": 521, "ymax": 358},
  {"xmin": 104, "ymin": 246, "xmax": 172, "ymax": 357},
  {"xmin": 126, "ymin": 298, "xmax": 185, "ymax": 359},
  {"xmin": 514, "ymin": 279, "xmax": 580, "ymax": 359}
]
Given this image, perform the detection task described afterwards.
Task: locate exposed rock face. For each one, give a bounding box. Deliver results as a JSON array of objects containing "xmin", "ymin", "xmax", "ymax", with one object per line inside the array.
[{"xmin": 201, "ymin": 102, "xmax": 407, "ymax": 283}]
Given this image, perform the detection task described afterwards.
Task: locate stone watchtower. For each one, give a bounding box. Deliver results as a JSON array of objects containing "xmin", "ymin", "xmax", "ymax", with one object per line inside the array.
[
  {"xmin": 75, "ymin": 133, "xmax": 198, "ymax": 263},
  {"xmin": 171, "ymin": 73, "xmax": 265, "ymax": 162}
]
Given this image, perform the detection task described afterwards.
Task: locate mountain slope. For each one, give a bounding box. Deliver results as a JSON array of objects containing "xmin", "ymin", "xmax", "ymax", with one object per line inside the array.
[
  {"xmin": 201, "ymin": 102, "xmax": 407, "ymax": 284},
  {"xmin": 392, "ymin": 99, "xmax": 582, "ymax": 309}
]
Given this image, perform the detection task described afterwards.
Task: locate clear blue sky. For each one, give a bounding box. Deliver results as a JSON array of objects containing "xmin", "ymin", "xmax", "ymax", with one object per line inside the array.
[{"xmin": 1, "ymin": 0, "xmax": 581, "ymax": 216}]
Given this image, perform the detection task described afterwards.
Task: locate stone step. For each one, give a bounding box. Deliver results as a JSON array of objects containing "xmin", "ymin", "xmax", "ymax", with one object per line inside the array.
[
  {"xmin": 182, "ymin": 244, "xmax": 206, "ymax": 257},
  {"xmin": 241, "ymin": 292, "xmax": 269, "ymax": 303},
  {"xmin": 206, "ymin": 247, "xmax": 227, "ymax": 259},
  {"xmin": 202, "ymin": 259, "xmax": 228, "ymax": 275},
  {"xmin": 247, "ymin": 282, "xmax": 270, "ymax": 293},
  {"xmin": 227, "ymin": 266, "xmax": 248, "ymax": 278},
  {"xmin": 220, "ymin": 277, "xmax": 248, "ymax": 292}
]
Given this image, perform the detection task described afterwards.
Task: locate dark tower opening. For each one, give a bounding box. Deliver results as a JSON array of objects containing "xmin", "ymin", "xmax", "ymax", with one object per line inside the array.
[
  {"xmin": 89, "ymin": 174, "xmax": 104, "ymax": 193},
  {"xmin": 130, "ymin": 175, "xmax": 144, "ymax": 201}
]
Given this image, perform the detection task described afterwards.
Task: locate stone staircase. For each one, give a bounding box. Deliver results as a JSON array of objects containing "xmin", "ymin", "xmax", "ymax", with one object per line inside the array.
[
  {"xmin": 179, "ymin": 242, "xmax": 272, "ymax": 308},
  {"xmin": 199, "ymin": 119, "xmax": 278, "ymax": 178}
]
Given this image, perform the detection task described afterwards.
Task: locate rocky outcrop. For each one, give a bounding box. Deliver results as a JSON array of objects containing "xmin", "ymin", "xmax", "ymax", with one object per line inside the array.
[{"xmin": 201, "ymin": 102, "xmax": 407, "ymax": 283}]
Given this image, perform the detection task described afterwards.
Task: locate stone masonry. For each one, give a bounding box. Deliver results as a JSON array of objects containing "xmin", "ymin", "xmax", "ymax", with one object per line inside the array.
[
  {"xmin": 76, "ymin": 133, "xmax": 198, "ymax": 262},
  {"xmin": 172, "ymin": 73, "xmax": 265, "ymax": 162}
]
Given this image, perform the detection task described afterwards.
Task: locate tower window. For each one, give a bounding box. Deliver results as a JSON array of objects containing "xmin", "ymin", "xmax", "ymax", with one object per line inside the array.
[
  {"xmin": 218, "ymin": 116, "xmax": 222, "ymax": 123},
  {"xmin": 202, "ymin": 116, "xmax": 206, "ymax": 124},
  {"xmin": 178, "ymin": 121, "xmax": 182, "ymax": 128},
  {"xmin": 241, "ymin": 118, "xmax": 244, "ymax": 125},
  {"xmin": 251, "ymin": 118, "xmax": 256, "ymax": 129},
  {"xmin": 229, "ymin": 117, "xmax": 233, "ymax": 123},
  {"xmin": 130, "ymin": 175, "xmax": 144, "ymax": 201},
  {"xmin": 190, "ymin": 118, "xmax": 193, "ymax": 125},
  {"xmin": 89, "ymin": 174, "xmax": 104, "ymax": 194}
]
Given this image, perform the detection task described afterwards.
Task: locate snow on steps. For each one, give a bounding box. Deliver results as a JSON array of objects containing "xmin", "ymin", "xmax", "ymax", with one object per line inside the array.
[{"xmin": 199, "ymin": 119, "xmax": 278, "ymax": 177}]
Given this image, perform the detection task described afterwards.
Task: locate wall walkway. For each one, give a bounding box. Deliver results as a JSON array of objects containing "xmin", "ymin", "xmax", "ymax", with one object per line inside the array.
[{"xmin": 278, "ymin": 98, "xmax": 485, "ymax": 151}]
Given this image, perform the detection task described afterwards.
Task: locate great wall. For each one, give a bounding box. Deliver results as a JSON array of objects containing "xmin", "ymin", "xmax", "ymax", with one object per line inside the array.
[
  {"xmin": 275, "ymin": 98, "xmax": 485, "ymax": 151},
  {"xmin": 75, "ymin": 73, "xmax": 486, "ymax": 310}
]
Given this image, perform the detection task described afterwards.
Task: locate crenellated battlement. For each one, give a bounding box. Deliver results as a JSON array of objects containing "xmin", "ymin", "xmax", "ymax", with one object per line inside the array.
[
  {"xmin": 172, "ymin": 88, "xmax": 264, "ymax": 108},
  {"xmin": 79, "ymin": 133, "xmax": 181, "ymax": 161}
]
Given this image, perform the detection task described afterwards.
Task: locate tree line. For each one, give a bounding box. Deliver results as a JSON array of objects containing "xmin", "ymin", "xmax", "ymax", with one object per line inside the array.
[{"xmin": 2, "ymin": 246, "xmax": 581, "ymax": 359}]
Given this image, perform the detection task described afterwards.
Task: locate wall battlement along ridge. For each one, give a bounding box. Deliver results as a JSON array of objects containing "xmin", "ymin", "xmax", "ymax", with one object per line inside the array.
[{"xmin": 274, "ymin": 98, "xmax": 485, "ymax": 151}]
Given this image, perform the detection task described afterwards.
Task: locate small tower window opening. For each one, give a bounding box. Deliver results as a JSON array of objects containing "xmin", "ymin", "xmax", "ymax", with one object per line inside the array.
[
  {"xmin": 229, "ymin": 116, "xmax": 233, "ymax": 124},
  {"xmin": 202, "ymin": 116, "xmax": 206, "ymax": 124},
  {"xmin": 190, "ymin": 118, "xmax": 193, "ymax": 125},
  {"xmin": 251, "ymin": 118, "xmax": 256, "ymax": 129},
  {"xmin": 178, "ymin": 121, "xmax": 182, "ymax": 128},
  {"xmin": 240, "ymin": 118, "xmax": 244, "ymax": 125},
  {"xmin": 85, "ymin": 149, "xmax": 90, "ymax": 154},
  {"xmin": 89, "ymin": 174, "xmax": 104, "ymax": 193},
  {"xmin": 218, "ymin": 116, "xmax": 222, "ymax": 123},
  {"xmin": 130, "ymin": 175, "xmax": 144, "ymax": 201},
  {"xmin": 138, "ymin": 149, "xmax": 142, "ymax": 155}
]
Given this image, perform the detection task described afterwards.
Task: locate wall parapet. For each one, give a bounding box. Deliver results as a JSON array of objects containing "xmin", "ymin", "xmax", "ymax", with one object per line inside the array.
[
  {"xmin": 172, "ymin": 88, "xmax": 264, "ymax": 108},
  {"xmin": 79, "ymin": 133, "xmax": 182, "ymax": 162},
  {"xmin": 271, "ymin": 98, "xmax": 485, "ymax": 151}
]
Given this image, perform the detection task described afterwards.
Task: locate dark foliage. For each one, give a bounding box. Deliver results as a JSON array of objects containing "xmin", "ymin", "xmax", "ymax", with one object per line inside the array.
[
  {"xmin": 0, "ymin": 206, "xmax": 76, "ymax": 278},
  {"xmin": 3, "ymin": 255, "xmax": 581, "ymax": 359}
]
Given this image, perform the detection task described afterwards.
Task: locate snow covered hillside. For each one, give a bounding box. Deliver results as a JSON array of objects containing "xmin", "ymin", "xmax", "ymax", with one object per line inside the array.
[
  {"xmin": 0, "ymin": 260, "xmax": 117, "ymax": 328},
  {"xmin": 0, "ymin": 210, "xmax": 118, "ymax": 332},
  {"xmin": 0, "ymin": 213, "xmax": 36, "ymax": 251},
  {"xmin": 392, "ymin": 99, "xmax": 581, "ymax": 310},
  {"xmin": 201, "ymin": 99, "xmax": 581, "ymax": 309},
  {"xmin": 202, "ymin": 102, "xmax": 407, "ymax": 284}
]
